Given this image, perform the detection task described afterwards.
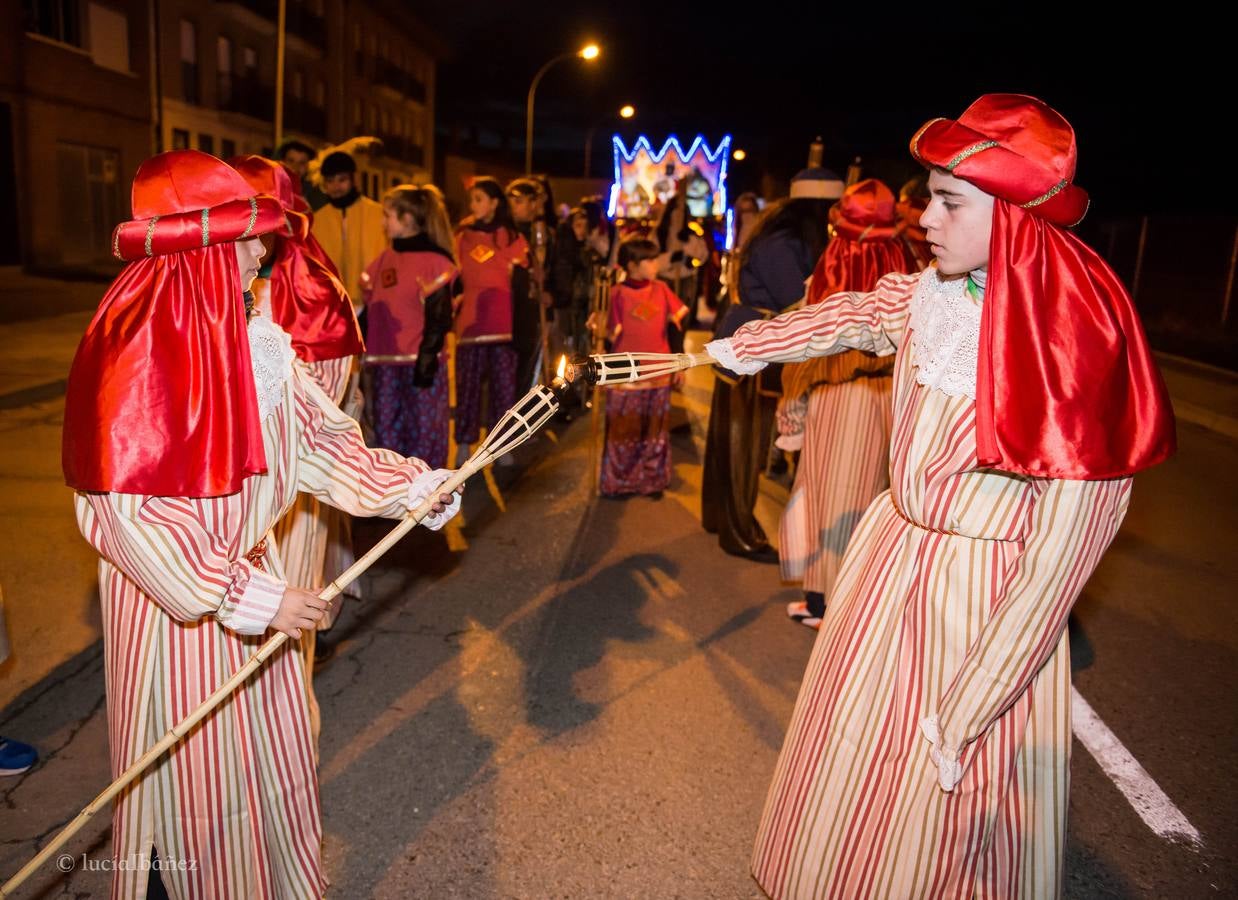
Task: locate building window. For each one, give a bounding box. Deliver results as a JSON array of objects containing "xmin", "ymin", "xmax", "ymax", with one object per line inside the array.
[
  {"xmin": 86, "ymin": 2, "xmax": 130, "ymax": 72},
  {"xmin": 353, "ymin": 99, "xmax": 363, "ymax": 134},
  {"xmin": 56, "ymin": 141, "xmax": 122, "ymax": 265},
  {"xmin": 291, "ymin": 68, "xmax": 303, "ymax": 98},
  {"xmin": 241, "ymin": 45, "xmax": 257, "ymax": 80},
  {"xmin": 198, "ymin": 133, "xmax": 214, "ymax": 155},
  {"xmin": 180, "ymin": 19, "xmax": 199, "ymax": 104},
  {"xmin": 221, "ymin": 138, "xmax": 236, "ymax": 158},
  {"xmin": 216, "ymin": 36, "xmax": 233, "ymax": 107},
  {"xmin": 312, "ymin": 76, "xmax": 325, "ymax": 107},
  {"xmin": 24, "ymin": 0, "xmax": 82, "ymax": 47},
  {"xmin": 171, "ymin": 128, "xmax": 190, "ymax": 150}
]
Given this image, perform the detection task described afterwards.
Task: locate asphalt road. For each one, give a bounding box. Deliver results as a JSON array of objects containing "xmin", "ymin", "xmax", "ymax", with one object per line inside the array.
[{"xmin": 0, "ymin": 313, "xmax": 1235, "ymax": 898}]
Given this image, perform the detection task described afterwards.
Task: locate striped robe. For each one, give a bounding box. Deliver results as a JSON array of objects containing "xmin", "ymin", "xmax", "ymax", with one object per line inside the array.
[
  {"xmin": 779, "ymin": 351, "xmax": 894, "ymax": 597},
  {"xmin": 75, "ymin": 351, "xmax": 426, "ymax": 899},
  {"xmin": 730, "ymin": 271, "xmax": 1131, "ymax": 899},
  {"xmin": 271, "ymin": 354, "xmax": 354, "ymax": 753}
]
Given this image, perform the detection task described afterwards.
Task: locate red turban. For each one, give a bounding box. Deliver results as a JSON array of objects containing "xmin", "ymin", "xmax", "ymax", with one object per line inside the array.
[
  {"xmin": 911, "ymin": 94, "xmax": 1175, "ymax": 479},
  {"xmin": 63, "ymin": 150, "xmax": 284, "ymax": 497},
  {"xmin": 807, "ymin": 178, "xmax": 914, "ymax": 304},
  {"xmin": 229, "ymin": 156, "xmax": 363, "ymax": 363}
]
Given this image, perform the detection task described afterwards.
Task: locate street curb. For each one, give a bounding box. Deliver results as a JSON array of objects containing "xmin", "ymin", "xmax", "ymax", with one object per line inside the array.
[{"xmin": 1170, "ymin": 399, "xmax": 1238, "ymax": 442}]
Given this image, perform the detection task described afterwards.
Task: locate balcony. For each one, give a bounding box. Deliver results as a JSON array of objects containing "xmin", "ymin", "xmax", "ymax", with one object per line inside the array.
[
  {"xmin": 376, "ymin": 134, "xmax": 425, "ymax": 168},
  {"xmin": 224, "ymin": 1, "xmax": 324, "ymax": 51},
  {"xmin": 284, "ymin": 97, "xmax": 326, "ymax": 138},
  {"xmin": 220, "ymin": 77, "xmax": 274, "ymax": 121},
  {"xmin": 285, "ymin": 6, "xmax": 325, "ymax": 51},
  {"xmin": 372, "ymin": 59, "xmax": 426, "ymax": 104}
]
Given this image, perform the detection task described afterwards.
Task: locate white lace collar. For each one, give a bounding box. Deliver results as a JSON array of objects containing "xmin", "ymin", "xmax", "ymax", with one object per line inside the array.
[
  {"xmin": 909, "ymin": 266, "xmax": 982, "ymax": 400},
  {"xmin": 247, "ymin": 315, "xmax": 297, "ymax": 420}
]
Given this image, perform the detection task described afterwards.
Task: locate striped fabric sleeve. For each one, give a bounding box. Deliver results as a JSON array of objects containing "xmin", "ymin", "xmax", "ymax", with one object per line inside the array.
[
  {"xmin": 728, "ymin": 271, "xmax": 917, "ymax": 365},
  {"xmin": 100, "ymin": 493, "xmax": 288, "ymax": 630},
  {"xmin": 215, "ymin": 561, "xmax": 285, "ymax": 635},
  {"xmin": 294, "ymin": 365, "xmax": 429, "ymax": 518},
  {"xmin": 925, "ymin": 475, "xmax": 1133, "ymax": 789},
  {"xmin": 305, "ymin": 355, "xmax": 353, "ymax": 406}
]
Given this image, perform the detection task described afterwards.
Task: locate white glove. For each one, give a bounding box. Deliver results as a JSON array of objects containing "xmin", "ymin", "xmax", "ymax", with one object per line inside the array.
[
  {"xmin": 704, "ymin": 338, "xmax": 767, "ymax": 376},
  {"xmin": 408, "ymin": 468, "xmax": 462, "ymax": 530}
]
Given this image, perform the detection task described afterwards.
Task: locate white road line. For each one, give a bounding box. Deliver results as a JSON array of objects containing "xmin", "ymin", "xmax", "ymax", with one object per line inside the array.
[{"xmin": 1072, "ymin": 686, "xmax": 1203, "ymax": 849}]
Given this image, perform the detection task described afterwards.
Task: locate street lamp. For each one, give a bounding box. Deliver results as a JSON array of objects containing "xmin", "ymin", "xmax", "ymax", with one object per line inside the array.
[
  {"xmin": 584, "ymin": 104, "xmax": 636, "ymax": 177},
  {"xmin": 733, "ymin": 148, "xmax": 747, "ymax": 161},
  {"xmin": 526, "ymin": 43, "xmax": 601, "ymax": 174}
]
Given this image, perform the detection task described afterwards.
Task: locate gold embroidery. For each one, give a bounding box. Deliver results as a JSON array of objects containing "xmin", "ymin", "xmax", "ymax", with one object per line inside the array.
[
  {"xmin": 909, "ymin": 118, "xmax": 946, "ymax": 161},
  {"xmin": 112, "ymin": 225, "xmax": 121, "ymax": 259},
  {"xmin": 1021, "ymin": 179, "xmax": 1069, "ymax": 209},
  {"xmin": 239, "ymin": 196, "xmax": 259, "ymax": 238},
  {"xmin": 945, "ymin": 141, "xmax": 998, "ymax": 171},
  {"xmin": 201, "ymin": 208, "xmax": 210, "ymax": 247},
  {"xmin": 469, "ymin": 243, "xmax": 496, "ymax": 264},
  {"xmin": 144, "ymin": 216, "xmax": 160, "ymax": 257}
]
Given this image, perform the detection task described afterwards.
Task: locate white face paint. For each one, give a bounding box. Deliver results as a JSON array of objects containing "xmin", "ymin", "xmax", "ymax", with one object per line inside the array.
[
  {"xmin": 920, "ymin": 170, "xmax": 994, "ymax": 276},
  {"xmin": 234, "ymin": 237, "xmax": 265, "ymax": 291}
]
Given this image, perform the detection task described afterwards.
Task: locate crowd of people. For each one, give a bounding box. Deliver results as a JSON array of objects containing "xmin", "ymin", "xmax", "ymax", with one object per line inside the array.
[{"xmin": 2, "ymin": 92, "xmax": 1180, "ymax": 900}]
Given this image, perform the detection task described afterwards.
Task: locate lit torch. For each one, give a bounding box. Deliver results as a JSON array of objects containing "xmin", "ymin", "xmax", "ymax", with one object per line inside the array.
[{"xmin": 572, "ymin": 351, "xmax": 714, "ymax": 387}]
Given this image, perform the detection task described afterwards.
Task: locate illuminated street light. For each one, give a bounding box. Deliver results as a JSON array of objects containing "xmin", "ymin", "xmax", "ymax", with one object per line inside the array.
[
  {"xmin": 527, "ymin": 44, "xmax": 603, "ymax": 172},
  {"xmin": 733, "ymin": 148, "xmax": 747, "ymax": 161},
  {"xmin": 619, "ymin": 104, "xmax": 636, "ymax": 119}
]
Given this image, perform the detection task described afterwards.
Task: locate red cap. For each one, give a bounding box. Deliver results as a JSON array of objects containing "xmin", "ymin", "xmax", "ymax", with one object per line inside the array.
[{"xmin": 910, "ymin": 94, "xmax": 1089, "ymax": 227}]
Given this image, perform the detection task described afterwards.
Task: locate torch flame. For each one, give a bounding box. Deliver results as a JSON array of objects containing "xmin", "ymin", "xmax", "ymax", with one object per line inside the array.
[{"xmin": 556, "ymin": 355, "xmax": 567, "ymax": 379}]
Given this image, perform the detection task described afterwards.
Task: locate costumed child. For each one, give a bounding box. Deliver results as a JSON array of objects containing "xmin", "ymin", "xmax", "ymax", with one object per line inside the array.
[
  {"xmin": 62, "ymin": 149, "xmax": 461, "ymax": 898},
  {"xmin": 701, "ymin": 95, "xmax": 1175, "ymax": 899},
  {"xmin": 361, "ymin": 184, "xmax": 460, "ymax": 468},
  {"xmin": 453, "ymin": 177, "xmax": 529, "ymax": 457},
  {"xmin": 599, "ymin": 236, "xmax": 688, "ymax": 497}
]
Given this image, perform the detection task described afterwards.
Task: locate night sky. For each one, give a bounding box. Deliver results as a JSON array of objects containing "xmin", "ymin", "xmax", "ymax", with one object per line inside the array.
[{"xmin": 420, "ymin": 3, "xmax": 1222, "ymax": 217}]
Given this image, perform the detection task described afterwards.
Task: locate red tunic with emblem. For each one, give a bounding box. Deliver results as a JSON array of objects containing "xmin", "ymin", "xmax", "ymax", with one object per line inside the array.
[
  {"xmin": 362, "ymin": 239, "xmax": 460, "ymax": 363},
  {"xmin": 454, "ymin": 223, "xmax": 528, "ymax": 343}
]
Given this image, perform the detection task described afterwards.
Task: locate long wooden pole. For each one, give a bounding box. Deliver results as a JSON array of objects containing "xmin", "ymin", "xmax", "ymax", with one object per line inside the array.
[{"xmin": 1, "ymin": 386, "xmax": 559, "ymax": 897}]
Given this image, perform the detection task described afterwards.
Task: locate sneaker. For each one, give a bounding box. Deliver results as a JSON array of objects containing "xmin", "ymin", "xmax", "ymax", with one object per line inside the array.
[
  {"xmin": 0, "ymin": 736, "xmax": 38, "ymax": 776},
  {"xmin": 785, "ymin": 601, "xmax": 822, "ymax": 631}
]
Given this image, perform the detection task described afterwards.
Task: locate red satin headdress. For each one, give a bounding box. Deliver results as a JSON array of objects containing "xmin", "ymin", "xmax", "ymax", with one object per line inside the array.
[
  {"xmin": 808, "ymin": 179, "xmax": 913, "ymax": 304},
  {"xmin": 911, "ymin": 94, "xmax": 1175, "ymax": 479},
  {"xmin": 230, "ymin": 156, "xmax": 363, "ymax": 362},
  {"xmin": 63, "ymin": 150, "xmax": 284, "ymax": 497}
]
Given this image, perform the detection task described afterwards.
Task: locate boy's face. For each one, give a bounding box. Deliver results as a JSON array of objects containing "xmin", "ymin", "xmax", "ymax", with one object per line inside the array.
[
  {"xmin": 920, "ymin": 170, "xmax": 993, "ymax": 276},
  {"xmin": 282, "ymin": 149, "xmax": 310, "ymax": 179},
  {"xmin": 508, "ymin": 192, "xmax": 539, "ymax": 224},
  {"xmin": 324, "ymin": 172, "xmax": 354, "ymax": 199},
  {"xmin": 235, "ymin": 237, "xmax": 266, "ymax": 291},
  {"xmin": 631, "ymin": 257, "xmax": 660, "ymax": 281}
]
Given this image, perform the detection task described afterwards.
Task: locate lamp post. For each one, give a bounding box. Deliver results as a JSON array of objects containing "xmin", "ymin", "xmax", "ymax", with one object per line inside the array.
[
  {"xmin": 583, "ymin": 103, "xmax": 635, "ymax": 177},
  {"xmin": 526, "ymin": 43, "xmax": 600, "ymax": 174}
]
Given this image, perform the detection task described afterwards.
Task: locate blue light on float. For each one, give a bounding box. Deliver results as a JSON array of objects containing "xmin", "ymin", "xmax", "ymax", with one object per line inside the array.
[{"xmin": 609, "ymin": 134, "xmax": 733, "ymax": 219}]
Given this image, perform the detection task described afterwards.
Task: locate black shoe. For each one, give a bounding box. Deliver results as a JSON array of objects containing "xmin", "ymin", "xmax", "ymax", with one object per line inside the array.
[{"xmin": 722, "ymin": 542, "xmax": 779, "ymax": 564}]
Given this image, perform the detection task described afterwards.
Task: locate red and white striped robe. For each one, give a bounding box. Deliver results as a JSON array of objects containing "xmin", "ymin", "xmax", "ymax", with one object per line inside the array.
[
  {"xmin": 271, "ymin": 354, "xmax": 355, "ymax": 753},
  {"xmin": 730, "ymin": 271, "xmax": 1131, "ymax": 899},
  {"xmin": 779, "ymin": 351, "xmax": 894, "ymax": 597},
  {"xmin": 75, "ymin": 355, "xmax": 427, "ymax": 899}
]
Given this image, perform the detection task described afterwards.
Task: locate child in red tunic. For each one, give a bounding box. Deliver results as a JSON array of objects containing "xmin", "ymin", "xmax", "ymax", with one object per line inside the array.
[
  {"xmin": 362, "ymin": 184, "xmax": 460, "ymax": 468},
  {"xmin": 453, "ymin": 177, "xmax": 529, "ymax": 451},
  {"xmin": 600, "ymin": 237, "xmax": 688, "ymax": 497}
]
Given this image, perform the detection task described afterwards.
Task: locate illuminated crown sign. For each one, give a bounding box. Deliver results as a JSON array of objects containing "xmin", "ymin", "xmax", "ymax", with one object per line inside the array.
[{"xmin": 609, "ymin": 134, "xmax": 732, "ymax": 221}]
